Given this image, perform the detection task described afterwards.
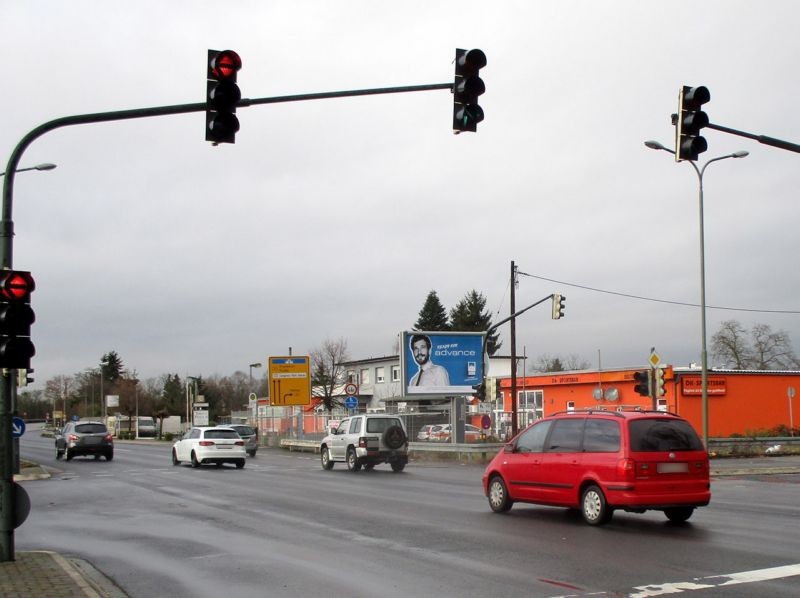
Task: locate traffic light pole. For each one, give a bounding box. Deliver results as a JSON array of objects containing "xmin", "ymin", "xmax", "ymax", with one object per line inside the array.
[
  {"xmin": 0, "ymin": 80, "xmax": 454, "ymax": 563},
  {"xmin": 706, "ymin": 122, "xmax": 800, "ymax": 154},
  {"xmin": 483, "ymin": 294, "xmax": 555, "ymax": 439}
]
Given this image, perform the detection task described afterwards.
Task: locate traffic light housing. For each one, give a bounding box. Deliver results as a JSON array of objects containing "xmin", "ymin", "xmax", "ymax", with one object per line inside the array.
[
  {"xmin": 654, "ymin": 367, "xmax": 666, "ymax": 398},
  {"xmin": 633, "ymin": 370, "xmax": 651, "ymax": 397},
  {"xmin": 486, "ymin": 378, "xmax": 496, "ymax": 403},
  {"xmin": 676, "ymin": 85, "xmax": 710, "ymax": 161},
  {"xmin": 17, "ymin": 368, "xmax": 34, "ymax": 388},
  {"xmin": 0, "ymin": 270, "xmax": 36, "ymax": 370},
  {"xmin": 206, "ymin": 49, "xmax": 242, "ymax": 144},
  {"xmin": 551, "ymin": 294, "xmax": 566, "ymax": 320},
  {"xmin": 453, "ymin": 48, "xmax": 486, "ymax": 133},
  {"xmin": 472, "ymin": 381, "xmax": 486, "ymax": 401}
]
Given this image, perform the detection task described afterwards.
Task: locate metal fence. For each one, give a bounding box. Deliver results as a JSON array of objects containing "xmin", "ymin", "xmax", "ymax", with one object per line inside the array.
[{"xmin": 243, "ymin": 405, "xmax": 508, "ymax": 445}]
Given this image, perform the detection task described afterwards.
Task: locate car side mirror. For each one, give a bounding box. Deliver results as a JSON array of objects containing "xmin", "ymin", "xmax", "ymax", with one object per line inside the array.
[{"xmin": 504, "ymin": 443, "xmax": 515, "ymax": 454}]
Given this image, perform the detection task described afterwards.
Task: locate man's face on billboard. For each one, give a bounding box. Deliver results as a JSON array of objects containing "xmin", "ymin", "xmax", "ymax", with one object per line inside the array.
[{"xmin": 412, "ymin": 339, "xmax": 430, "ymax": 366}]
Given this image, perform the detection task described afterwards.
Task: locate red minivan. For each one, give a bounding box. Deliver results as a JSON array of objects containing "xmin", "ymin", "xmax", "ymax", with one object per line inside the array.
[{"xmin": 482, "ymin": 409, "xmax": 710, "ymax": 525}]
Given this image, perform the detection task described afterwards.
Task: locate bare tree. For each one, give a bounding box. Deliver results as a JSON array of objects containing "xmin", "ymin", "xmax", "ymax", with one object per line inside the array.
[
  {"xmin": 711, "ymin": 320, "xmax": 752, "ymax": 369},
  {"xmin": 711, "ymin": 319, "xmax": 799, "ymax": 370},
  {"xmin": 310, "ymin": 337, "xmax": 350, "ymax": 411},
  {"xmin": 530, "ymin": 353, "xmax": 589, "ymax": 373},
  {"xmin": 751, "ymin": 323, "xmax": 799, "ymax": 369}
]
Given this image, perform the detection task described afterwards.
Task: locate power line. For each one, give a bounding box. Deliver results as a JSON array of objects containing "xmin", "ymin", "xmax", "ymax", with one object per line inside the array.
[{"xmin": 516, "ymin": 271, "xmax": 800, "ymax": 315}]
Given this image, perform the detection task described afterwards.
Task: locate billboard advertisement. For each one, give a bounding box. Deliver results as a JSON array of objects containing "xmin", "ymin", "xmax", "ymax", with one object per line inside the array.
[{"xmin": 400, "ymin": 331, "xmax": 485, "ymax": 395}]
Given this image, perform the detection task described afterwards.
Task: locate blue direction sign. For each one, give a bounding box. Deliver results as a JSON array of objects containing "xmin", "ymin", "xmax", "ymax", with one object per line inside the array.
[
  {"xmin": 344, "ymin": 396, "xmax": 358, "ymax": 409},
  {"xmin": 11, "ymin": 416, "xmax": 26, "ymax": 438}
]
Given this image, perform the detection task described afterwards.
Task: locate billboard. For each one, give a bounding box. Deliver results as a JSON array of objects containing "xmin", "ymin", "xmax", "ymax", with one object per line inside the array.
[{"xmin": 400, "ymin": 331, "xmax": 485, "ymax": 395}]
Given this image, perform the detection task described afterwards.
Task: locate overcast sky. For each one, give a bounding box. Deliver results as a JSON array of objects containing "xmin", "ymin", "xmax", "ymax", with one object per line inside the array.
[{"xmin": 3, "ymin": 1, "xmax": 799, "ymax": 388}]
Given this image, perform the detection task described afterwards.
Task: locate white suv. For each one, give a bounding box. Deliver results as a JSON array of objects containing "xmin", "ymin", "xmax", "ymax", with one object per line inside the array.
[{"xmin": 320, "ymin": 414, "xmax": 409, "ymax": 472}]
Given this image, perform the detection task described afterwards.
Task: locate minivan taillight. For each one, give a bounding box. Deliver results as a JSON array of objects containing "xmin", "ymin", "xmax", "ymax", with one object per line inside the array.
[
  {"xmin": 105, "ymin": 434, "xmax": 113, "ymax": 442},
  {"xmin": 68, "ymin": 434, "xmax": 78, "ymax": 442},
  {"xmin": 199, "ymin": 441, "xmax": 215, "ymax": 446},
  {"xmin": 358, "ymin": 437, "xmax": 368, "ymax": 448},
  {"xmin": 617, "ymin": 457, "xmax": 636, "ymax": 479}
]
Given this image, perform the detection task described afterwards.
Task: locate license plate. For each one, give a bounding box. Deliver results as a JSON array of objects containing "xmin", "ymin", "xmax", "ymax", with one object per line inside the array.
[
  {"xmin": 84, "ymin": 437, "xmax": 100, "ymax": 445},
  {"xmin": 217, "ymin": 445, "xmax": 232, "ymax": 449},
  {"xmin": 657, "ymin": 462, "xmax": 688, "ymax": 473}
]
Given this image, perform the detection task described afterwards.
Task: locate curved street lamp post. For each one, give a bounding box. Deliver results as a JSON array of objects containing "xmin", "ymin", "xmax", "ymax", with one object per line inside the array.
[{"xmin": 644, "ymin": 141, "xmax": 749, "ymax": 447}]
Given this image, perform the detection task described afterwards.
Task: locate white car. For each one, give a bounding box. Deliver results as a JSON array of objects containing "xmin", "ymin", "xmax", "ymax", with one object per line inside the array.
[{"xmin": 172, "ymin": 426, "xmax": 246, "ymax": 469}]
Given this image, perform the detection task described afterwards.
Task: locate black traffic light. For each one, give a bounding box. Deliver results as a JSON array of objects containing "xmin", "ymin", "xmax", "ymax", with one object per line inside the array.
[
  {"xmin": 551, "ymin": 294, "xmax": 566, "ymax": 320},
  {"xmin": 206, "ymin": 49, "xmax": 242, "ymax": 144},
  {"xmin": 17, "ymin": 368, "xmax": 34, "ymax": 388},
  {"xmin": 453, "ymin": 48, "xmax": 486, "ymax": 133},
  {"xmin": 654, "ymin": 367, "xmax": 666, "ymax": 398},
  {"xmin": 676, "ymin": 85, "xmax": 710, "ymax": 161},
  {"xmin": 472, "ymin": 381, "xmax": 486, "ymax": 401},
  {"xmin": 633, "ymin": 370, "xmax": 651, "ymax": 397},
  {"xmin": 0, "ymin": 270, "xmax": 36, "ymax": 370}
]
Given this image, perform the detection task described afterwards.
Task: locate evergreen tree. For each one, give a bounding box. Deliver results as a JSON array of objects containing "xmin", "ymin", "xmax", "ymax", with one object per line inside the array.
[
  {"xmin": 101, "ymin": 351, "xmax": 124, "ymax": 384},
  {"xmin": 413, "ymin": 290, "xmax": 450, "ymax": 331},
  {"xmin": 449, "ymin": 290, "xmax": 502, "ymax": 355},
  {"xmin": 161, "ymin": 374, "xmax": 185, "ymax": 415}
]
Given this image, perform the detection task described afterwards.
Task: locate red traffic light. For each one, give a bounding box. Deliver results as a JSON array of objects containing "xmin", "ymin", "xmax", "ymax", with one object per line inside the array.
[
  {"xmin": 209, "ymin": 50, "xmax": 242, "ymax": 80},
  {"xmin": 0, "ymin": 270, "xmax": 35, "ymax": 302}
]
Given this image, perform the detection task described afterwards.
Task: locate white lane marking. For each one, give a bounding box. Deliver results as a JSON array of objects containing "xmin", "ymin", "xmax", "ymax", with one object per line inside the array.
[{"xmin": 629, "ymin": 563, "xmax": 800, "ymax": 597}]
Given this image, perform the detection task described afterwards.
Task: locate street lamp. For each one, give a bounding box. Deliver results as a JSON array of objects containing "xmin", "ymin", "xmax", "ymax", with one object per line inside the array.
[
  {"xmin": 249, "ymin": 362, "xmax": 262, "ymax": 389},
  {"xmin": 645, "ymin": 140, "xmax": 749, "ymax": 448},
  {"xmin": 0, "ymin": 163, "xmax": 57, "ymax": 176}
]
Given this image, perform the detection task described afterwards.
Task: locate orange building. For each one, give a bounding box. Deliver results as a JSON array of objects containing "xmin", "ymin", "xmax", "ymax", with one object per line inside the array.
[{"xmin": 498, "ymin": 367, "xmax": 800, "ymax": 438}]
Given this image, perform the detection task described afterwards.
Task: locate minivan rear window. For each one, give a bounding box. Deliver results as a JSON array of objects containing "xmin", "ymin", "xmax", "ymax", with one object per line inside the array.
[{"xmin": 629, "ymin": 418, "xmax": 704, "ymax": 452}]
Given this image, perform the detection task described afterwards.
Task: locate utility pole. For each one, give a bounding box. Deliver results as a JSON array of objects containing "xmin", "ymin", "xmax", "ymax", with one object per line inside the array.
[{"xmin": 510, "ymin": 261, "xmax": 518, "ymax": 438}]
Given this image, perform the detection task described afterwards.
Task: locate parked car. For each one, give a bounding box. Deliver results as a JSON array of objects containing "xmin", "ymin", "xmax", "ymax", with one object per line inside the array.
[
  {"xmin": 172, "ymin": 426, "xmax": 246, "ymax": 468},
  {"xmin": 55, "ymin": 421, "xmax": 114, "ymax": 461},
  {"xmin": 417, "ymin": 424, "xmax": 438, "ymax": 441},
  {"xmin": 224, "ymin": 424, "xmax": 258, "ymax": 457},
  {"xmin": 482, "ymin": 409, "xmax": 710, "ymax": 525},
  {"xmin": 429, "ymin": 423, "xmax": 483, "ymax": 442},
  {"xmin": 320, "ymin": 414, "xmax": 408, "ymax": 472},
  {"xmin": 136, "ymin": 416, "xmax": 157, "ymax": 437}
]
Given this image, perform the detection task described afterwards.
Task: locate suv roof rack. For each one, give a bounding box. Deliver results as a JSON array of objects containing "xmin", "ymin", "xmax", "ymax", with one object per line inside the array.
[{"xmin": 550, "ymin": 406, "xmax": 680, "ymax": 418}]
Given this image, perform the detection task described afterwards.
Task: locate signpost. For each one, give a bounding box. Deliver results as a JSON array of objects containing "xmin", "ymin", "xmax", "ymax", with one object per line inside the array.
[
  {"xmin": 789, "ymin": 386, "xmax": 795, "ymax": 437},
  {"xmin": 268, "ymin": 356, "xmax": 311, "ymax": 406}
]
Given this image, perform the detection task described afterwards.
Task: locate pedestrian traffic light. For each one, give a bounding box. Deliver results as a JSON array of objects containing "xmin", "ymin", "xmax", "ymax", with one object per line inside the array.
[
  {"xmin": 551, "ymin": 294, "xmax": 566, "ymax": 320},
  {"xmin": 654, "ymin": 367, "xmax": 666, "ymax": 398},
  {"xmin": 633, "ymin": 370, "xmax": 651, "ymax": 397},
  {"xmin": 17, "ymin": 368, "xmax": 33, "ymax": 388},
  {"xmin": 676, "ymin": 85, "xmax": 710, "ymax": 161},
  {"xmin": 0, "ymin": 270, "xmax": 35, "ymax": 370},
  {"xmin": 472, "ymin": 381, "xmax": 486, "ymax": 401},
  {"xmin": 453, "ymin": 48, "xmax": 486, "ymax": 133},
  {"xmin": 486, "ymin": 378, "xmax": 496, "ymax": 403},
  {"xmin": 206, "ymin": 49, "xmax": 242, "ymax": 145}
]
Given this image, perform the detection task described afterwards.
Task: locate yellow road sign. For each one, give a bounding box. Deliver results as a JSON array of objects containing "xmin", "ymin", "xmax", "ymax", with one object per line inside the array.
[{"xmin": 268, "ymin": 356, "xmax": 311, "ymax": 406}]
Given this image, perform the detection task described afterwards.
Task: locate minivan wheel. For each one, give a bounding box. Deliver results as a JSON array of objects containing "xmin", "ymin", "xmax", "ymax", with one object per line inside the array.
[
  {"xmin": 321, "ymin": 447, "xmax": 334, "ymax": 470},
  {"xmin": 390, "ymin": 460, "xmax": 405, "ymax": 473},
  {"xmin": 488, "ymin": 475, "xmax": 513, "ymax": 513},
  {"xmin": 664, "ymin": 507, "xmax": 695, "ymax": 523},
  {"xmin": 581, "ymin": 485, "xmax": 612, "ymax": 525},
  {"xmin": 346, "ymin": 447, "xmax": 361, "ymax": 472}
]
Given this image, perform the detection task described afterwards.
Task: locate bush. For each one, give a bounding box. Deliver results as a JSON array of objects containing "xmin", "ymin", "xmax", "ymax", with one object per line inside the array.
[{"xmin": 163, "ymin": 432, "xmax": 174, "ymax": 442}]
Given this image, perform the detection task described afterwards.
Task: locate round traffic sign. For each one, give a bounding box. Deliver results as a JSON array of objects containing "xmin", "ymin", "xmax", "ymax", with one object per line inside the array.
[
  {"xmin": 344, "ymin": 383, "xmax": 358, "ymax": 396},
  {"xmin": 11, "ymin": 416, "xmax": 26, "ymax": 438},
  {"xmin": 481, "ymin": 414, "xmax": 491, "ymax": 430}
]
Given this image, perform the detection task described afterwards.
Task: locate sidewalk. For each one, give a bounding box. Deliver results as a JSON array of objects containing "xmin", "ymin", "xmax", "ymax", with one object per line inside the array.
[
  {"xmin": 7, "ymin": 453, "xmax": 799, "ymax": 597},
  {"xmin": 0, "ymin": 551, "xmax": 126, "ymax": 597}
]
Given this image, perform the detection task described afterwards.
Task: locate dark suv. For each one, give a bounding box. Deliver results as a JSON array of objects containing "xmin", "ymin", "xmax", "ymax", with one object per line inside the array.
[
  {"xmin": 482, "ymin": 409, "xmax": 709, "ymax": 525},
  {"xmin": 225, "ymin": 424, "xmax": 258, "ymax": 457},
  {"xmin": 55, "ymin": 421, "xmax": 114, "ymax": 461}
]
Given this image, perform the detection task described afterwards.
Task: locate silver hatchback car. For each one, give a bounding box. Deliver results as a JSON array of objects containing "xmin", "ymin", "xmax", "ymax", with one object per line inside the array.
[{"xmin": 224, "ymin": 424, "xmax": 258, "ymax": 457}]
